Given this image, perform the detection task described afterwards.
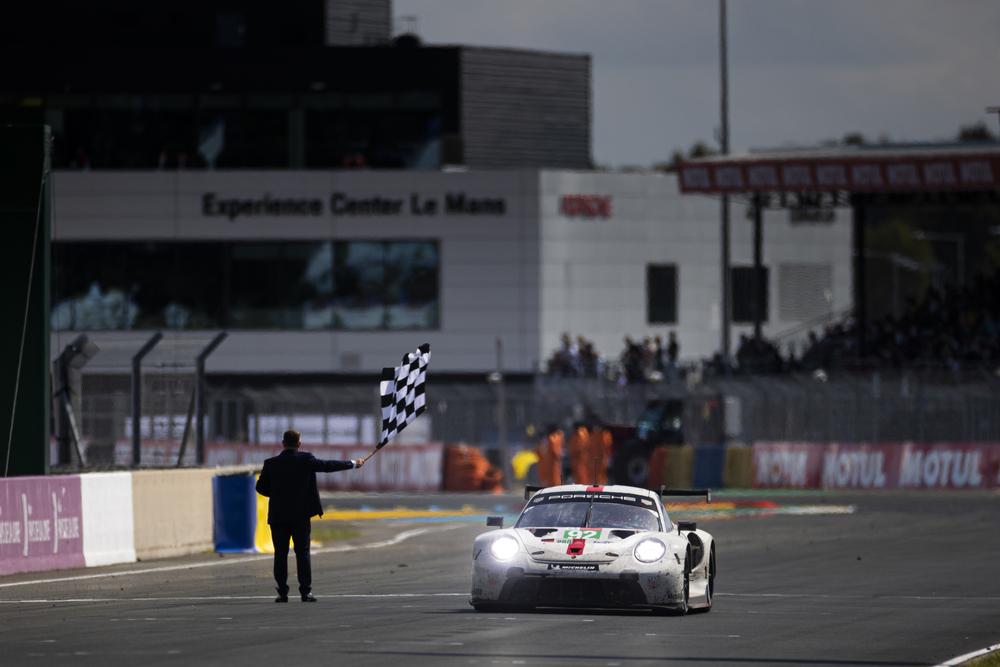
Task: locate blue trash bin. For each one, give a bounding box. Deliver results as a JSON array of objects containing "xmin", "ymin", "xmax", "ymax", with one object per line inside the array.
[
  {"xmin": 213, "ymin": 473, "xmax": 257, "ymax": 552},
  {"xmin": 693, "ymin": 445, "xmax": 725, "ymax": 489}
]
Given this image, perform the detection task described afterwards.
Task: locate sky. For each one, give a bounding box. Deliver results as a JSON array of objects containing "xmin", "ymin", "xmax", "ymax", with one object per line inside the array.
[{"xmin": 394, "ymin": 0, "xmax": 1000, "ymax": 167}]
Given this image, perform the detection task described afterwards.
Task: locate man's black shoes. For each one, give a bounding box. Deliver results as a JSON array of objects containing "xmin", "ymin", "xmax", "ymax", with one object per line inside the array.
[
  {"xmin": 275, "ymin": 594, "xmax": 289, "ymax": 603},
  {"xmin": 301, "ymin": 593, "xmax": 317, "ymax": 602}
]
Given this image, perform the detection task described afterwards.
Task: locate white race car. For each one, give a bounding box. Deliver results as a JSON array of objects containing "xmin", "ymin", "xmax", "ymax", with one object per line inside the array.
[{"xmin": 470, "ymin": 484, "xmax": 715, "ymax": 614}]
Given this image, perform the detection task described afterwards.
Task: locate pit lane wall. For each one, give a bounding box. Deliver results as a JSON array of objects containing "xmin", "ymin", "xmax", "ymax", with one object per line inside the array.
[
  {"xmin": 0, "ymin": 470, "xmax": 219, "ymax": 576},
  {"xmin": 0, "ymin": 442, "xmax": 445, "ymax": 576},
  {"xmin": 752, "ymin": 442, "xmax": 1000, "ymax": 490}
]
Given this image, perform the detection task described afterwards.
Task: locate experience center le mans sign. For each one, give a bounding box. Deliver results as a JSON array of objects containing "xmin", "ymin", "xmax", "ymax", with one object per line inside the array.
[{"xmin": 202, "ymin": 192, "xmax": 507, "ymax": 221}]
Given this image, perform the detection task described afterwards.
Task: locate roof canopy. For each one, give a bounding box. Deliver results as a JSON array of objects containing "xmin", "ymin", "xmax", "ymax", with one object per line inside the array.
[{"xmin": 677, "ymin": 144, "xmax": 1000, "ymax": 195}]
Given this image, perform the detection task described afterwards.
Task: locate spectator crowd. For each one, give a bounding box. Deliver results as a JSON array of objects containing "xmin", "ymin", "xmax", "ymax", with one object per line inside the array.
[
  {"xmin": 545, "ymin": 271, "xmax": 1000, "ymax": 381},
  {"xmin": 545, "ymin": 332, "xmax": 682, "ymax": 383}
]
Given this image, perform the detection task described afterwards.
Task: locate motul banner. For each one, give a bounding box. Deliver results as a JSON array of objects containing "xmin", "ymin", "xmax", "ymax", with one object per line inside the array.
[
  {"xmin": 752, "ymin": 442, "xmax": 1000, "ymax": 490},
  {"xmin": 679, "ymin": 152, "xmax": 1000, "ymax": 194}
]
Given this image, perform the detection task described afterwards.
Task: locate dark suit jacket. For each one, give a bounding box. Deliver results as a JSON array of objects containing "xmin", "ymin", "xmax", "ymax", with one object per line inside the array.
[{"xmin": 255, "ymin": 448, "xmax": 355, "ymax": 524}]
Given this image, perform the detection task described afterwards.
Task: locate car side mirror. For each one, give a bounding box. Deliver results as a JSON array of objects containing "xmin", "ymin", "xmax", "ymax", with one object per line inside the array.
[
  {"xmin": 677, "ymin": 520, "xmax": 697, "ymax": 533},
  {"xmin": 486, "ymin": 516, "xmax": 504, "ymax": 528}
]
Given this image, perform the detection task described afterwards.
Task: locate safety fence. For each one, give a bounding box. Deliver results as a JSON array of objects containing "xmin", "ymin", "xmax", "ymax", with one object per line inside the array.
[{"xmin": 713, "ymin": 368, "xmax": 1000, "ymax": 444}]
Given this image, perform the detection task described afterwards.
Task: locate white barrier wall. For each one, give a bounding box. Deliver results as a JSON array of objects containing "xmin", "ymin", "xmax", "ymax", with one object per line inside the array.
[{"xmin": 80, "ymin": 472, "xmax": 136, "ymax": 567}]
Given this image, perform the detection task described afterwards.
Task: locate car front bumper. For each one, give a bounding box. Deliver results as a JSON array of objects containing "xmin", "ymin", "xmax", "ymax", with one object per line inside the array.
[{"xmin": 470, "ymin": 558, "xmax": 686, "ymax": 611}]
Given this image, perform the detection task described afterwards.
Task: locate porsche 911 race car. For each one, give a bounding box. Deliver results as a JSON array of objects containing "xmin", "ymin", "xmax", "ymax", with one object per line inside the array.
[{"xmin": 470, "ymin": 484, "xmax": 715, "ymax": 614}]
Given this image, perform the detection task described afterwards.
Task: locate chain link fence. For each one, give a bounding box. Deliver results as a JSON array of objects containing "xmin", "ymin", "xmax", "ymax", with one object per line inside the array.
[
  {"xmin": 714, "ymin": 367, "xmax": 1000, "ymax": 444},
  {"xmin": 51, "ymin": 333, "xmax": 220, "ymax": 469}
]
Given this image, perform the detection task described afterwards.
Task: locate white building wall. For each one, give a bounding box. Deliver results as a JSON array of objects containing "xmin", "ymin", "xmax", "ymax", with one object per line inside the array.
[{"xmin": 539, "ymin": 170, "xmax": 852, "ymax": 365}]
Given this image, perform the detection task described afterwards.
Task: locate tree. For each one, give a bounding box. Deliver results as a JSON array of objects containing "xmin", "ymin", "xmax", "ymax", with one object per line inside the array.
[
  {"xmin": 842, "ymin": 132, "xmax": 866, "ymax": 146},
  {"xmin": 957, "ymin": 122, "xmax": 995, "ymax": 142}
]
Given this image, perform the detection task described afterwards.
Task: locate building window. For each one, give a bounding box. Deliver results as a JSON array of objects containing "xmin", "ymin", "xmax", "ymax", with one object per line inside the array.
[
  {"xmin": 52, "ymin": 240, "xmax": 439, "ymax": 331},
  {"xmin": 646, "ymin": 264, "xmax": 678, "ymax": 324},
  {"xmin": 731, "ymin": 266, "xmax": 769, "ymax": 324}
]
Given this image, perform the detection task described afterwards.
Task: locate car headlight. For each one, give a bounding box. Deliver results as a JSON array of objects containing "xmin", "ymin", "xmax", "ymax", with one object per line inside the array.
[
  {"xmin": 633, "ymin": 538, "xmax": 666, "ymax": 563},
  {"xmin": 490, "ymin": 536, "xmax": 520, "ymax": 561}
]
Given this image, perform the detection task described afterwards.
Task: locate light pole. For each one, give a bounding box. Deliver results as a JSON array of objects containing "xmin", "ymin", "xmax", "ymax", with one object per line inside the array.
[
  {"xmin": 719, "ymin": 0, "xmax": 732, "ymax": 363},
  {"xmin": 987, "ymin": 106, "xmax": 1000, "ymax": 135}
]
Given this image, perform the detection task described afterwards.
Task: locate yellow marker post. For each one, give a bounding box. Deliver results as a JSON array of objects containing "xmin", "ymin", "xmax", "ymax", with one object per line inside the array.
[{"xmin": 253, "ymin": 474, "xmax": 274, "ymax": 553}]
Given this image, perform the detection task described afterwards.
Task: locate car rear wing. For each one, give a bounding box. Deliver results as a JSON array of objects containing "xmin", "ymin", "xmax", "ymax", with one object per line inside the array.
[
  {"xmin": 524, "ymin": 485, "xmax": 544, "ymax": 500},
  {"xmin": 659, "ymin": 486, "xmax": 712, "ymax": 503}
]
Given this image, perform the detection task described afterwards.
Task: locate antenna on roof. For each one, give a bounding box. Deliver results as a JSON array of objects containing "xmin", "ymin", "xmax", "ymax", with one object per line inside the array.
[{"xmin": 988, "ymin": 106, "xmax": 1000, "ymax": 136}]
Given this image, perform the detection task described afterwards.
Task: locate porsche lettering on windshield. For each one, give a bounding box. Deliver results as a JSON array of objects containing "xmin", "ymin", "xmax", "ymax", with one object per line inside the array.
[{"xmin": 517, "ymin": 494, "xmax": 661, "ymax": 532}]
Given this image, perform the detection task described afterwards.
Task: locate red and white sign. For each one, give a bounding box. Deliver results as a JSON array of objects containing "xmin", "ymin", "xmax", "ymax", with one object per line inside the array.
[
  {"xmin": 560, "ymin": 195, "xmax": 612, "ymax": 218},
  {"xmin": 752, "ymin": 442, "xmax": 1000, "ymax": 490},
  {"xmin": 679, "ymin": 152, "xmax": 1000, "ymax": 194}
]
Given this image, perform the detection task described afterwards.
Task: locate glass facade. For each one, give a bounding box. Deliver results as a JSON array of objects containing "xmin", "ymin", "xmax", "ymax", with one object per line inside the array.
[
  {"xmin": 52, "ymin": 240, "xmax": 439, "ymax": 331},
  {"xmin": 38, "ymin": 94, "xmax": 444, "ymax": 170}
]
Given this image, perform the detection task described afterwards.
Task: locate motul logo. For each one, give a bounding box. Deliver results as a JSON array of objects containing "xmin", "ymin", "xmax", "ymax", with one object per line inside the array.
[
  {"xmin": 754, "ymin": 449, "xmax": 809, "ymax": 487},
  {"xmin": 561, "ymin": 195, "xmax": 612, "ymax": 218}
]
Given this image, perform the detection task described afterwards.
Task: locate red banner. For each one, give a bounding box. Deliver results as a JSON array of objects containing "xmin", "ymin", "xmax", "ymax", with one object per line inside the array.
[
  {"xmin": 679, "ymin": 152, "xmax": 1000, "ymax": 194},
  {"xmin": 752, "ymin": 442, "xmax": 1000, "ymax": 490}
]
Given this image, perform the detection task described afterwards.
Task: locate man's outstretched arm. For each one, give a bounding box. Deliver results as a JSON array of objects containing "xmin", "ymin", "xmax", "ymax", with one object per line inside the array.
[{"xmin": 310, "ymin": 455, "xmax": 365, "ymax": 473}]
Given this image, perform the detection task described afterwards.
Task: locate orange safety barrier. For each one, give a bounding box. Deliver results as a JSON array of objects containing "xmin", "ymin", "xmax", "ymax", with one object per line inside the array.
[
  {"xmin": 568, "ymin": 425, "xmax": 592, "ymax": 484},
  {"xmin": 442, "ymin": 444, "xmax": 504, "ymax": 492},
  {"xmin": 590, "ymin": 427, "xmax": 612, "ymax": 485},
  {"xmin": 536, "ymin": 429, "xmax": 564, "ymax": 487},
  {"xmin": 647, "ymin": 446, "xmax": 668, "ymax": 490}
]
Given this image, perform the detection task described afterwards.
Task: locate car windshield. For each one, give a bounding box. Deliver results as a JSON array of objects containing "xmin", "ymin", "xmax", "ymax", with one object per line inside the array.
[{"xmin": 516, "ymin": 494, "xmax": 661, "ymax": 532}]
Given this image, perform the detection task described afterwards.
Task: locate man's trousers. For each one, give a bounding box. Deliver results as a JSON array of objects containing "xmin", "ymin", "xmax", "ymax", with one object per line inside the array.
[{"xmin": 270, "ymin": 519, "xmax": 312, "ymax": 596}]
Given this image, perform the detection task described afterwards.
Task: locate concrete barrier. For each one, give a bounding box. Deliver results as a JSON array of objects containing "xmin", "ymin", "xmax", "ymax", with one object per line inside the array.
[
  {"xmin": 723, "ymin": 445, "xmax": 753, "ymax": 489},
  {"xmin": 131, "ymin": 469, "xmax": 215, "ymax": 560},
  {"xmin": 661, "ymin": 444, "xmax": 694, "ymax": 489},
  {"xmin": 80, "ymin": 472, "xmax": 135, "ymax": 567}
]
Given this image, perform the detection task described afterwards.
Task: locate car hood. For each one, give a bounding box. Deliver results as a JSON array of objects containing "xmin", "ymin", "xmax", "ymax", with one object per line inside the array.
[{"xmin": 514, "ymin": 526, "xmax": 652, "ymax": 563}]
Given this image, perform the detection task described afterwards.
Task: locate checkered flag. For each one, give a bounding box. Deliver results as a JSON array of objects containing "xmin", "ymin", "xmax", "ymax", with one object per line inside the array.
[{"xmin": 377, "ymin": 343, "xmax": 431, "ymax": 449}]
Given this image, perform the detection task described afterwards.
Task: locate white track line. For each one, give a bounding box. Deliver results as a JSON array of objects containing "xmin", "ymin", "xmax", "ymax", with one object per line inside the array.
[
  {"xmin": 718, "ymin": 592, "xmax": 1000, "ymax": 601},
  {"xmin": 0, "ymin": 525, "xmax": 462, "ymax": 590},
  {"xmin": 935, "ymin": 643, "xmax": 1000, "ymax": 666},
  {"xmin": 0, "ymin": 593, "xmax": 470, "ymax": 604}
]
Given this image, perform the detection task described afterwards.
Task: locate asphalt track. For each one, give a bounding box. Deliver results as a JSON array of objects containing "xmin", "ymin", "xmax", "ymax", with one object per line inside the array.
[{"xmin": 0, "ymin": 491, "xmax": 998, "ymax": 666}]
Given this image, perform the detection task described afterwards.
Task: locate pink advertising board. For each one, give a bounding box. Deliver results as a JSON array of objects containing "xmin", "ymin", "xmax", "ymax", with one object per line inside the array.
[{"xmin": 0, "ymin": 475, "xmax": 85, "ymax": 575}]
